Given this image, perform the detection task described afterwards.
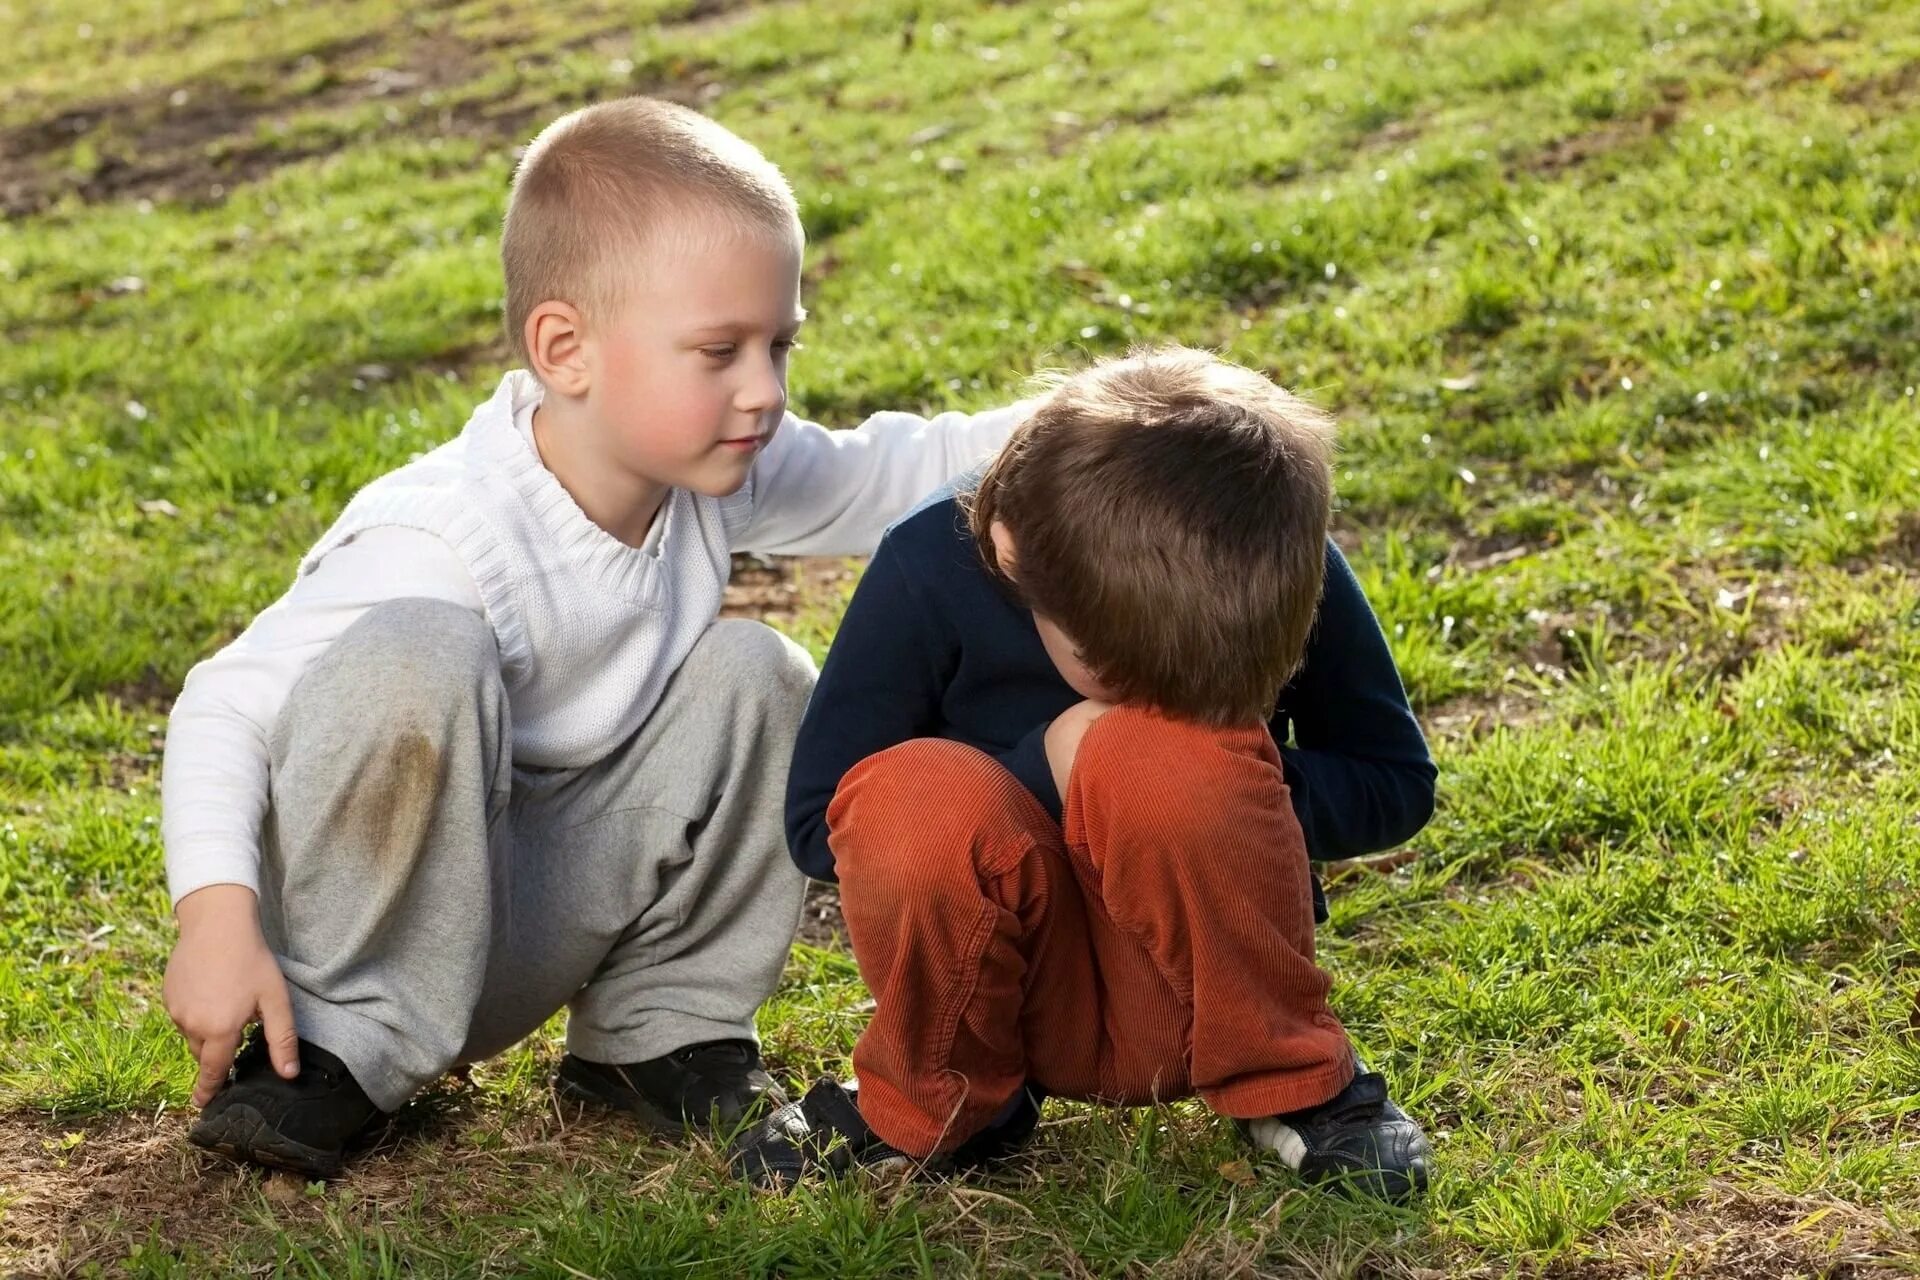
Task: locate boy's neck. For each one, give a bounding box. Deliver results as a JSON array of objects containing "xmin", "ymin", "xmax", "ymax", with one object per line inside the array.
[{"xmin": 529, "ymin": 397, "xmax": 668, "ymax": 548}]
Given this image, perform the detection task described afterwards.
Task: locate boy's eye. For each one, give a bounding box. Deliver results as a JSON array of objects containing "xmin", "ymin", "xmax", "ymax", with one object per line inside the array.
[
  {"xmin": 700, "ymin": 346, "xmax": 736, "ymax": 362},
  {"xmin": 773, "ymin": 339, "xmax": 802, "ymax": 355}
]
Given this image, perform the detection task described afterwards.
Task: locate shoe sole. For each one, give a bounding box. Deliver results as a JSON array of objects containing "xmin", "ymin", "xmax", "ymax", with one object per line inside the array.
[{"xmin": 188, "ymin": 1102, "xmax": 344, "ymax": 1180}]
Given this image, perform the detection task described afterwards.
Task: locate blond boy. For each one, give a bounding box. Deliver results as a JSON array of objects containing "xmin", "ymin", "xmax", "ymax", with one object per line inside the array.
[{"xmin": 160, "ymin": 97, "xmax": 1023, "ymax": 1177}]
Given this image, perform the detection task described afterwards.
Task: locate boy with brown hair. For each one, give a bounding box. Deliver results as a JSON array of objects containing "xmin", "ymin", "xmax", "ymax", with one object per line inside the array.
[
  {"xmin": 747, "ymin": 346, "xmax": 1436, "ymax": 1201},
  {"xmin": 159, "ymin": 96, "xmax": 1027, "ymax": 1178}
]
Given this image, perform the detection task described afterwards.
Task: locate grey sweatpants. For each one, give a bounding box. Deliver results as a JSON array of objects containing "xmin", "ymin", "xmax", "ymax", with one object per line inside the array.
[{"xmin": 255, "ymin": 598, "xmax": 814, "ymax": 1111}]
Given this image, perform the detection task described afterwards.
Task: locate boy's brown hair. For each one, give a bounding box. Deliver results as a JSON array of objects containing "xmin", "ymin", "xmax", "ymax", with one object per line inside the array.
[
  {"xmin": 501, "ymin": 96, "xmax": 802, "ymax": 367},
  {"xmin": 967, "ymin": 345, "xmax": 1335, "ymax": 726}
]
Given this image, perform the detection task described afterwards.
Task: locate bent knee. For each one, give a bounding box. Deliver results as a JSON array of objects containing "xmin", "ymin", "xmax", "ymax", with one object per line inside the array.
[
  {"xmin": 1068, "ymin": 707, "xmax": 1287, "ymax": 850},
  {"xmin": 828, "ymin": 739, "xmax": 1044, "ymax": 885},
  {"xmin": 686, "ymin": 618, "xmax": 818, "ymax": 716},
  {"xmin": 830, "ymin": 739, "xmax": 1011, "ymax": 831},
  {"xmin": 289, "ymin": 599, "xmax": 499, "ymax": 744}
]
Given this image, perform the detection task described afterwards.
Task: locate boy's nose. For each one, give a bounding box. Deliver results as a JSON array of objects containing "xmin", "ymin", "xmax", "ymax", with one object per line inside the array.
[{"xmin": 735, "ymin": 363, "xmax": 787, "ymax": 417}]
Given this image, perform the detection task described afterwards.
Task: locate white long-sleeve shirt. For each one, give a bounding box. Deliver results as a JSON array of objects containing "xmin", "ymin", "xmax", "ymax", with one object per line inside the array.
[{"xmin": 161, "ymin": 369, "xmax": 1023, "ymax": 906}]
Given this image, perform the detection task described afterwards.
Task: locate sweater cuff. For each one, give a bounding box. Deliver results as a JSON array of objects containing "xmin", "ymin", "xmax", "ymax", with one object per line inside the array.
[
  {"xmin": 992, "ymin": 722, "xmax": 1061, "ymax": 823},
  {"xmin": 166, "ymin": 849, "xmax": 263, "ymax": 910}
]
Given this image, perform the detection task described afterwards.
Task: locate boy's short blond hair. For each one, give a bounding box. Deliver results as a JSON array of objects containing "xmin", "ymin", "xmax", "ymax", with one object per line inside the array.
[{"xmin": 501, "ymin": 96, "xmax": 803, "ymax": 366}]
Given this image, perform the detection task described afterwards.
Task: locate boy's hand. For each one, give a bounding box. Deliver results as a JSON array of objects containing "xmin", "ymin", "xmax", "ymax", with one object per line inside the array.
[
  {"xmin": 1044, "ymin": 699, "xmax": 1115, "ymax": 803},
  {"xmin": 163, "ymin": 883, "xmax": 301, "ymax": 1107}
]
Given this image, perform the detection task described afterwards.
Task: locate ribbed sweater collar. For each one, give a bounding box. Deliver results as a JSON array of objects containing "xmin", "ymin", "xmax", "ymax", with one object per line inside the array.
[{"xmin": 466, "ymin": 370, "xmax": 673, "ymax": 607}]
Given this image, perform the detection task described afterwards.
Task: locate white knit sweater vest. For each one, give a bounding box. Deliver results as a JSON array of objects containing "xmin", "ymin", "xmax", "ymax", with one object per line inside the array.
[{"xmin": 299, "ymin": 370, "xmax": 754, "ymax": 769}]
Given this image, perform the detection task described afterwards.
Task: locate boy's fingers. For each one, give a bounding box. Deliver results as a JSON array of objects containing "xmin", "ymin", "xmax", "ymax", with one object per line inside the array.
[
  {"xmin": 194, "ymin": 1030, "xmax": 239, "ymax": 1107},
  {"xmin": 259, "ymin": 980, "xmax": 301, "ymax": 1080}
]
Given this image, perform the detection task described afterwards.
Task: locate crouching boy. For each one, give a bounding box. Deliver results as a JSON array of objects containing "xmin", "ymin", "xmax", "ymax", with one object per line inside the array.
[
  {"xmin": 740, "ymin": 346, "xmax": 1436, "ymax": 1202},
  {"xmin": 159, "ymin": 97, "xmax": 1026, "ymax": 1178}
]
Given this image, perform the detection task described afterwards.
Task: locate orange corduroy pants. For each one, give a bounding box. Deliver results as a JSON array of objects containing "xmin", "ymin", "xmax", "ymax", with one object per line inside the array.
[{"xmin": 826, "ymin": 705, "xmax": 1355, "ymax": 1158}]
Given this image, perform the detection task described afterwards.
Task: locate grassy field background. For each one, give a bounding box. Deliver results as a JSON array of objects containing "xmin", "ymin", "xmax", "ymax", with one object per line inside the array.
[{"xmin": 3, "ymin": 0, "xmax": 1918, "ymax": 1274}]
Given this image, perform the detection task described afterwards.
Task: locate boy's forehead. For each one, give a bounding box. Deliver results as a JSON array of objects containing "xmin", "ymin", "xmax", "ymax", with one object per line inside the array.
[
  {"xmin": 646, "ymin": 206, "xmax": 802, "ymax": 269},
  {"xmin": 628, "ymin": 227, "xmax": 804, "ymax": 324},
  {"xmin": 679, "ymin": 305, "xmax": 809, "ymax": 331}
]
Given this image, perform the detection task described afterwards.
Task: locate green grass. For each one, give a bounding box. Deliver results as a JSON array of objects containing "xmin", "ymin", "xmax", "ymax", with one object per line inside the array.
[{"xmin": 4, "ymin": 0, "xmax": 1919, "ymax": 1274}]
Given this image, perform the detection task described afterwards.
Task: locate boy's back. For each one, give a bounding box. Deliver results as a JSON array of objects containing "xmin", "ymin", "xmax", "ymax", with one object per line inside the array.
[{"xmin": 784, "ymin": 483, "xmax": 1438, "ymax": 891}]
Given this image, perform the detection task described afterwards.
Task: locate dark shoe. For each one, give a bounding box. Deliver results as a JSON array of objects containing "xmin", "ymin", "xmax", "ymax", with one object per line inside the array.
[
  {"xmin": 188, "ymin": 1034, "xmax": 383, "ymax": 1179},
  {"xmin": 949, "ymin": 1082, "xmax": 1048, "ymax": 1169},
  {"xmin": 1241, "ymin": 1066, "xmax": 1432, "ymax": 1204},
  {"xmin": 730, "ymin": 1077, "xmax": 943, "ymax": 1191},
  {"xmin": 555, "ymin": 1039, "xmax": 784, "ymax": 1134}
]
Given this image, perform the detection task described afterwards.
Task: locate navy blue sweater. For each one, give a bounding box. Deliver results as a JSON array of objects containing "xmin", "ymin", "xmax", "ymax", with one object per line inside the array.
[{"xmin": 785, "ymin": 486, "xmax": 1437, "ymax": 907}]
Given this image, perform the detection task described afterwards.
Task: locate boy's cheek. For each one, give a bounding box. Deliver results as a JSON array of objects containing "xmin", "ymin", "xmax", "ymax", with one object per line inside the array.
[
  {"xmin": 1034, "ymin": 615, "xmax": 1115, "ymax": 701},
  {"xmin": 1060, "ymin": 663, "xmax": 1116, "ymax": 704}
]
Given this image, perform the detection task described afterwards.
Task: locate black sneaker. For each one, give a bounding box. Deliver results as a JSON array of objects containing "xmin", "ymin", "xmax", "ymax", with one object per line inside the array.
[
  {"xmin": 1241, "ymin": 1065, "xmax": 1432, "ymax": 1203},
  {"xmin": 730, "ymin": 1077, "xmax": 943, "ymax": 1191},
  {"xmin": 949, "ymin": 1081, "xmax": 1048, "ymax": 1169},
  {"xmin": 187, "ymin": 1034, "xmax": 383, "ymax": 1179},
  {"xmin": 555, "ymin": 1039, "xmax": 784, "ymax": 1134}
]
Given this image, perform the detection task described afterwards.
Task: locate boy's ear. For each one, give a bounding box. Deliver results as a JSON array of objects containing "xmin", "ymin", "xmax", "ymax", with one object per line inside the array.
[
  {"xmin": 524, "ymin": 301, "xmax": 590, "ymax": 396},
  {"xmin": 988, "ymin": 520, "xmax": 1019, "ymax": 582}
]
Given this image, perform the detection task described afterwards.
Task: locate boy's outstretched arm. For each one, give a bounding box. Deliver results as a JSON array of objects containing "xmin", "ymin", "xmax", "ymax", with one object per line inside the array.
[
  {"xmin": 784, "ymin": 537, "xmax": 953, "ymax": 881},
  {"xmin": 734, "ymin": 401, "xmax": 1030, "ymax": 557},
  {"xmin": 1275, "ymin": 540, "xmax": 1438, "ymax": 861}
]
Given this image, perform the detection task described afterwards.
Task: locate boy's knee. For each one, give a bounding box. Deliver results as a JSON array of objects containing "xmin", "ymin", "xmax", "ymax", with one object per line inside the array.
[
  {"xmin": 833, "ymin": 738, "xmax": 999, "ymax": 826},
  {"xmin": 685, "ymin": 618, "xmax": 817, "ymax": 719},
  {"xmin": 1069, "ymin": 706, "xmax": 1282, "ymax": 857},
  {"xmin": 293, "ymin": 599, "xmax": 499, "ymax": 744},
  {"xmin": 830, "ymin": 740, "xmax": 1037, "ymax": 889}
]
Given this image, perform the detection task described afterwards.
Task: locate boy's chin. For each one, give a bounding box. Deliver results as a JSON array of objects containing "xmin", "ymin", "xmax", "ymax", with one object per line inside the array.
[{"xmin": 684, "ymin": 472, "xmax": 753, "ymax": 499}]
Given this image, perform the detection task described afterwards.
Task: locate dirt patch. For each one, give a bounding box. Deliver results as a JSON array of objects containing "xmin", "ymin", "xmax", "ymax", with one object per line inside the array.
[
  {"xmin": 416, "ymin": 336, "xmax": 513, "ymax": 381},
  {"xmin": 1834, "ymin": 59, "xmax": 1920, "ymax": 108},
  {"xmin": 98, "ymin": 664, "xmax": 176, "ymax": 715},
  {"xmin": 325, "ymin": 336, "xmax": 514, "ymax": 398},
  {"xmin": 1515, "ymin": 89, "xmax": 1685, "ymax": 179},
  {"xmin": 98, "ymin": 745, "xmax": 162, "ymax": 795},
  {"xmin": 0, "ymin": 32, "xmax": 487, "ymax": 217},
  {"xmin": 1421, "ymin": 689, "xmax": 1552, "ymax": 743},
  {"xmin": 1883, "ymin": 512, "xmax": 1920, "ymax": 570},
  {"xmin": 1548, "ymin": 1187, "xmax": 1913, "ymax": 1279},
  {"xmin": 3, "ymin": 31, "xmax": 381, "ymax": 166},
  {"xmin": 1040, "ymin": 95, "xmax": 1190, "ymax": 158},
  {"xmin": 1357, "ymin": 115, "xmax": 1425, "ymax": 155},
  {"xmin": 797, "ymin": 880, "xmax": 846, "ymax": 947},
  {"xmin": 719, "ymin": 552, "xmax": 862, "ymax": 627},
  {"xmin": 2, "ymin": 1110, "xmax": 229, "ymax": 1276},
  {"xmin": 0, "ymin": 1089, "xmax": 721, "ymax": 1278},
  {"xmin": 0, "ymin": 6, "xmax": 743, "ymax": 218}
]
